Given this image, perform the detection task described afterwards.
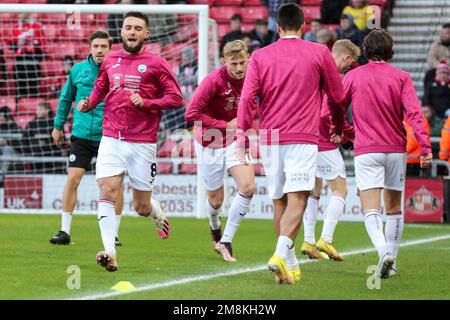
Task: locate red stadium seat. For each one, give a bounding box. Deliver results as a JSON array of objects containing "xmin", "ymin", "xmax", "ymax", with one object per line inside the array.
[
  {"xmin": 41, "ymin": 24, "xmax": 60, "ymax": 39},
  {"xmin": 0, "ymin": 96, "xmax": 17, "ymax": 114},
  {"xmin": 243, "ymin": 0, "xmax": 263, "ymax": 6},
  {"xmin": 176, "ymin": 24, "xmax": 199, "ymax": 41},
  {"xmin": 177, "ymin": 139, "xmax": 195, "ymax": 158},
  {"xmin": 240, "ymin": 6, "xmax": 269, "ymax": 23},
  {"xmin": 147, "ymin": 43, "xmax": 162, "ymax": 56},
  {"xmin": 162, "ymin": 43, "xmax": 197, "ymax": 62},
  {"xmin": 241, "ymin": 23, "xmax": 255, "ymax": 33},
  {"xmin": 178, "ymin": 163, "xmax": 197, "ymax": 174},
  {"xmin": 215, "ymin": 0, "xmax": 243, "ymax": 6},
  {"xmin": 210, "ymin": 7, "xmax": 241, "ymax": 24},
  {"xmin": 217, "ymin": 23, "xmax": 231, "ymax": 40},
  {"xmin": 369, "ymin": 0, "xmax": 387, "ymax": 7},
  {"xmin": 325, "ymin": 24, "xmax": 340, "ymax": 32},
  {"xmin": 13, "ymin": 114, "xmax": 35, "ymax": 129},
  {"xmin": 41, "ymin": 61, "xmax": 62, "ymax": 77},
  {"xmin": 303, "ymin": 6, "xmax": 321, "ymax": 22},
  {"xmin": 21, "ymin": 0, "xmax": 46, "ymax": 3},
  {"xmin": 187, "ymin": 0, "xmax": 215, "ymax": 4},
  {"xmin": 177, "ymin": 14, "xmax": 198, "ymax": 24},
  {"xmin": 48, "ymin": 98, "xmax": 60, "ymax": 115},
  {"xmin": 301, "ymin": 0, "xmax": 323, "ymax": 5},
  {"xmin": 0, "ymin": 12, "xmax": 18, "ymax": 20},
  {"xmin": 46, "ymin": 42, "xmax": 77, "ymax": 60},
  {"xmin": 158, "ymin": 162, "xmax": 174, "ymax": 174},
  {"xmin": 17, "ymin": 98, "xmax": 45, "ymax": 115},
  {"xmin": 158, "ymin": 140, "xmax": 178, "ymax": 158},
  {"xmin": 60, "ymin": 26, "xmax": 86, "ymax": 41},
  {"xmin": 0, "ymin": 22, "xmax": 13, "ymax": 38},
  {"xmin": 37, "ymin": 13, "xmax": 68, "ymax": 23}
]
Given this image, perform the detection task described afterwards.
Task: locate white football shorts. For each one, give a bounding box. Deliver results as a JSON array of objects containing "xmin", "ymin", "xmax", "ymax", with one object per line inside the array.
[
  {"xmin": 355, "ymin": 152, "xmax": 406, "ymax": 191},
  {"xmin": 194, "ymin": 141, "xmax": 241, "ymax": 191},
  {"xmin": 96, "ymin": 136, "xmax": 157, "ymax": 191},
  {"xmin": 260, "ymin": 144, "xmax": 318, "ymax": 200},
  {"xmin": 316, "ymin": 148, "xmax": 347, "ymax": 180}
]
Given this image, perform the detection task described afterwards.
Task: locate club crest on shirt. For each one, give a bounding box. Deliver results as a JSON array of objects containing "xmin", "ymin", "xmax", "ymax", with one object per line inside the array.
[
  {"xmin": 112, "ymin": 73, "xmax": 123, "ymax": 90},
  {"xmin": 225, "ymin": 96, "xmax": 240, "ymax": 110},
  {"xmin": 138, "ymin": 64, "xmax": 147, "ymax": 73}
]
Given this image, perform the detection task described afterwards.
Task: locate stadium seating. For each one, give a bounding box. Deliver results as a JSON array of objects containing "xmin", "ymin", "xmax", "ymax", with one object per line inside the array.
[
  {"xmin": 216, "ymin": 0, "xmax": 243, "ymax": 6},
  {"xmin": 41, "ymin": 60, "xmax": 62, "ymax": 77},
  {"xmin": 177, "ymin": 139, "xmax": 196, "ymax": 158},
  {"xmin": 301, "ymin": 0, "xmax": 322, "ymax": 5},
  {"xmin": 13, "ymin": 114, "xmax": 35, "ymax": 129},
  {"xmin": 303, "ymin": 5, "xmax": 321, "ymax": 22},
  {"xmin": 178, "ymin": 163, "xmax": 197, "ymax": 174},
  {"xmin": 210, "ymin": 6, "xmax": 242, "ymax": 23},
  {"xmin": 17, "ymin": 98, "xmax": 45, "ymax": 115},
  {"xmin": 46, "ymin": 42, "xmax": 77, "ymax": 60},
  {"xmin": 243, "ymin": 0, "xmax": 263, "ymax": 6},
  {"xmin": 0, "ymin": 96, "xmax": 16, "ymax": 114},
  {"xmin": 240, "ymin": 6, "xmax": 268, "ymax": 23},
  {"xmin": 158, "ymin": 140, "xmax": 178, "ymax": 158},
  {"xmin": 48, "ymin": 98, "xmax": 59, "ymax": 115},
  {"xmin": 187, "ymin": 0, "xmax": 215, "ymax": 4},
  {"xmin": 158, "ymin": 162, "xmax": 174, "ymax": 174}
]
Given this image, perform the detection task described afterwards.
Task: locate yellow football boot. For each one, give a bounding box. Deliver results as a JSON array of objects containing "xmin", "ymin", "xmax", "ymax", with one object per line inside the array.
[
  {"xmin": 316, "ymin": 238, "xmax": 344, "ymax": 262},
  {"xmin": 300, "ymin": 241, "xmax": 322, "ymax": 260},
  {"xmin": 267, "ymin": 254, "xmax": 294, "ymax": 285}
]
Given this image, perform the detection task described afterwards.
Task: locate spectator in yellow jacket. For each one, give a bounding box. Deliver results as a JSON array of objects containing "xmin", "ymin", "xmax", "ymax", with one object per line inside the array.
[{"xmin": 342, "ymin": 0, "xmax": 372, "ymax": 31}]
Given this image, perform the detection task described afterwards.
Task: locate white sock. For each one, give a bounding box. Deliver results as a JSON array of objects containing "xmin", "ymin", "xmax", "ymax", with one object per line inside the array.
[
  {"xmin": 98, "ymin": 200, "xmax": 116, "ymax": 257},
  {"xmin": 385, "ymin": 212, "xmax": 404, "ymax": 258},
  {"xmin": 321, "ymin": 195, "xmax": 345, "ymax": 243},
  {"xmin": 61, "ymin": 211, "xmax": 72, "ymax": 235},
  {"xmin": 275, "ymin": 236, "xmax": 293, "ymax": 261},
  {"xmin": 149, "ymin": 198, "xmax": 160, "ymax": 218},
  {"xmin": 286, "ymin": 245, "xmax": 298, "ymax": 270},
  {"xmin": 115, "ymin": 215, "xmax": 122, "ymax": 238},
  {"xmin": 206, "ymin": 199, "xmax": 221, "ymax": 230},
  {"xmin": 303, "ymin": 196, "xmax": 319, "ymax": 244},
  {"xmin": 221, "ymin": 193, "xmax": 252, "ymax": 243},
  {"xmin": 364, "ymin": 209, "xmax": 387, "ymax": 258}
]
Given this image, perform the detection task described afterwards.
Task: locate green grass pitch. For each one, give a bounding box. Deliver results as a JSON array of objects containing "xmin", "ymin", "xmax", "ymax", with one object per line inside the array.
[{"xmin": 1, "ymin": 214, "xmax": 449, "ymax": 300}]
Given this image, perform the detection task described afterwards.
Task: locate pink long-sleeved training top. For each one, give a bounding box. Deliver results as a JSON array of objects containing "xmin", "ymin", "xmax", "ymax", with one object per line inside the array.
[
  {"xmin": 342, "ymin": 61, "xmax": 431, "ymax": 156},
  {"xmin": 185, "ymin": 65, "xmax": 243, "ymax": 148},
  {"xmin": 87, "ymin": 48, "xmax": 183, "ymax": 143},
  {"xmin": 237, "ymin": 37, "xmax": 345, "ymax": 146},
  {"xmin": 319, "ymin": 93, "xmax": 355, "ymax": 152}
]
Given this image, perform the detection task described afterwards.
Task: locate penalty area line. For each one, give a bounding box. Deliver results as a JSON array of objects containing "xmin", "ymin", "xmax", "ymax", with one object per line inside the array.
[{"xmin": 71, "ymin": 233, "xmax": 450, "ymax": 300}]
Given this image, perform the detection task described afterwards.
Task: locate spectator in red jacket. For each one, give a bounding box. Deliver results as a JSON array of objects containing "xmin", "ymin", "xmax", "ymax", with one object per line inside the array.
[{"xmin": 10, "ymin": 13, "xmax": 44, "ymax": 97}]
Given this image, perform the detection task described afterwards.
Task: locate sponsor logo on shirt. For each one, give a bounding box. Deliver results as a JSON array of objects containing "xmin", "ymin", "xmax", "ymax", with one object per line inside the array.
[
  {"xmin": 224, "ymin": 89, "xmax": 232, "ymax": 95},
  {"xmin": 124, "ymin": 75, "xmax": 141, "ymax": 91},
  {"xmin": 69, "ymin": 154, "xmax": 76, "ymax": 162},
  {"xmin": 137, "ymin": 64, "xmax": 147, "ymax": 73}
]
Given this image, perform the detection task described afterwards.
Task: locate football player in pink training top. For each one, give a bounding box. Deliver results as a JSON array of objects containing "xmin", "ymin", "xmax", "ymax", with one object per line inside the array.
[
  {"xmin": 301, "ymin": 39, "xmax": 360, "ymax": 262},
  {"xmin": 77, "ymin": 12, "xmax": 183, "ymax": 272},
  {"xmin": 185, "ymin": 40, "xmax": 255, "ymax": 263},
  {"xmin": 237, "ymin": 4, "xmax": 346, "ymax": 284},
  {"xmin": 337, "ymin": 29, "xmax": 432, "ymax": 278}
]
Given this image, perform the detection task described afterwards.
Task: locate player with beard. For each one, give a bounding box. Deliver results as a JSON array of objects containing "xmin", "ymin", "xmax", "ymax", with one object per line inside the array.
[{"xmin": 77, "ymin": 12, "xmax": 183, "ymax": 272}]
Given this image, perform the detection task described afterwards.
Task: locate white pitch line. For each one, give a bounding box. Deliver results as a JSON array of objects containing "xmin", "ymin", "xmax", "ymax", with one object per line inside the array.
[{"xmin": 71, "ymin": 233, "xmax": 450, "ymax": 300}]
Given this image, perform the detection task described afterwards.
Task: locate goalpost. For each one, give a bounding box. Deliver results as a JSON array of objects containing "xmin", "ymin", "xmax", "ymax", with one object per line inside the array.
[{"xmin": 0, "ymin": 4, "xmax": 213, "ymax": 217}]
